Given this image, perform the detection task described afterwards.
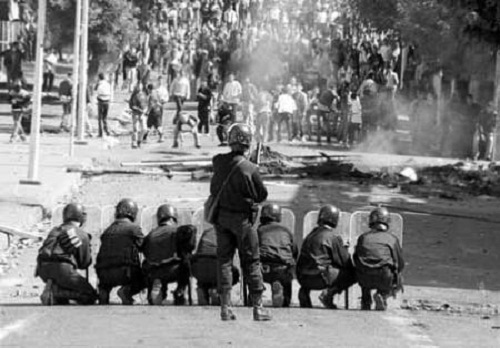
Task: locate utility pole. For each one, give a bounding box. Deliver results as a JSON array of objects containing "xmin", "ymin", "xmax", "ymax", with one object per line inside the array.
[
  {"xmin": 76, "ymin": 0, "xmax": 89, "ymax": 144},
  {"xmin": 493, "ymin": 49, "xmax": 500, "ymax": 160},
  {"xmin": 69, "ymin": 0, "xmax": 82, "ymax": 156},
  {"xmin": 20, "ymin": 0, "xmax": 46, "ymax": 185}
]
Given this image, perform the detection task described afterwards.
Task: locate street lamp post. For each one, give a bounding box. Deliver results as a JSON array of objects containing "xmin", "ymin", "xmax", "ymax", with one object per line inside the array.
[
  {"xmin": 69, "ymin": 0, "xmax": 82, "ymax": 156},
  {"xmin": 20, "ymin": 0, "xmax": 47, "ymax": 185},
  {"xmin": 76, "ymin": 0, "xmax": 89, "ymax": 144}
]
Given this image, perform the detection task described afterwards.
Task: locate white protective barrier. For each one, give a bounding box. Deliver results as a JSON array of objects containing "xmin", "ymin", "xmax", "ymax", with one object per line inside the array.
[
  {"xmin": 302, "ymin": 211, "xmax": 351, "ymax": 246},
  {"xmin": 51, "ymin": 205, "xmax": 103, "ymax": 237},
  {"xmin": 349, "ymin": 211, "xmax": 404, "ymax": 252},
  {"xmin": 140, "ymin": 205, "xmax": 194, "ymax": 234},
  {"xmin": 101, "ymin": 204, "xmax": 145, "ymax": 233},
  {"xmin": 191, "ymin": 206, "xmax": 296, "ymax": 246}
]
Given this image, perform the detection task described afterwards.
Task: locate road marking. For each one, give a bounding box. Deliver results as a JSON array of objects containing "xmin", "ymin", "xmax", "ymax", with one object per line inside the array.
[
  {"xmin": 0, "ymin": 315, "xmax": 37, "ymax": 342},
  {"xmin": 384, "ymin": 313, "xmax": 439, "ymax": 348}
]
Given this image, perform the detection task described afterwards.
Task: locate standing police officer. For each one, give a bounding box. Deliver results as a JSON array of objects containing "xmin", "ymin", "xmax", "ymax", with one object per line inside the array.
[
  {"xmin": 296, "ymin": 205, "xmax": 356, "ymax": 309},
  {"xmin": 354, "ymin": 207, "xmax": 404, "ymax": 311},
  {"xmin": 257, "ymin": 203, "xmax": 297, "ymax": 307},
  {"xmin": 210, "ymin": 123, "xmax": 271, "ymax": 321},
  {"xmin": 191, "ymin": 226, "xmax": 240, "ymax": 305},
  {"xmin": 96, "ymin": 199, "xmax": 145, "ymax": 305},
  {"xmin": 142, "ymin": 204, "xmax": 194, "ymax": 305},
  {"xmin": 37, "ymin": 203, "xmax": 97, "ymax": 305}
]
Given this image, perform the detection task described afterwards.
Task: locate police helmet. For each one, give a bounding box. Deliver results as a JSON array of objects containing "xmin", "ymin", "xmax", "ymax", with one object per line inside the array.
[
  {"xmin": 156, "ymin": 204, "xmax": 178, "ymax": 225},
  {"xmin": 317, "ymin": 205, "xmax": 340, "ymax": 228},
  {"xmin": 62, "ymin": 203, "xmax": 86, "ymax": 226},
  {"xmin": 369, "ymin": 207, "xmax": 390, "ymax": 230},
  {"xmin": 228, "ymin": 123, "xmax": 252, "ymax": 147},
  {"xmin": 260, "ymin": 203, "xmax": 282, "ymax": 223},
  {"xmin": 115, "ymin": 198, "xmax": 139, "ymax": 222}
]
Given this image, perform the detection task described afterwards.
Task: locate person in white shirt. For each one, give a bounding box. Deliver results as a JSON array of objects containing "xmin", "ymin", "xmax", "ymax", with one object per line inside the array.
[
  {"xmin": 221, "ymin": 73, "xmax": 242, "ymax": 121},
  {"xmin": 43, "ymin": 50, "xmax": 57, "ymax": 93},
  {"xmin": 348, "ymin": 92, "xmax": 362, "ymax": 145},
  {"xmin": 169, "ymin": 70, "xmax": 191, "ymax": 121},
  {"xmin": 95, "ymin": 73, "xmax": 112, "ymax": 137},
  {"xmin": 273, "ymin": 85, "xmax": 297, "ymax": 142},
  {"xmin": 224, "ymin": 6, "xmax": 239, "ymax": 31}
]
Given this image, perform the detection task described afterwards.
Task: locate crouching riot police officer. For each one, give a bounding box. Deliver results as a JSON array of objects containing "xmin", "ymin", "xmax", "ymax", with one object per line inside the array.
[
  {"xmin": 96, "ymin": 199, "xmax": 145, "ymax": 305},
  {"xmin": 296, "ymin": 205, "xmax": 356, "ymax": 309},
  {"xmin": 143, "ymin": 204, "xmax": 196, "ymax": 305},
  {"xmin": 210, "ymin": 123, "xmax": 271, "ymax": 321},
  {"xmin": 258, "ymin": 203, "xmax": 297, "ymax": 307},
  {"xmin": 354, "ymin": 207, "xmax": 404, "ymax": 311},
  {"xmin": 191, "ymin": 226, "xmax": 240, "ymax": 305},
  {"xmin": 37, "ymin": 203, "xmax": 97, "ymax": 305}
]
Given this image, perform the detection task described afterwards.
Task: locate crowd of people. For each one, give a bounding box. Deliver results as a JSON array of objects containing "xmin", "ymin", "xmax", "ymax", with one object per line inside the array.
[
  {"xmin": 0, "ymin": 0, "xmax": 497, "ymax": 159},
  {"xmin": 36, "ymin": 124, "xmax": 405, "ymax": 321}
]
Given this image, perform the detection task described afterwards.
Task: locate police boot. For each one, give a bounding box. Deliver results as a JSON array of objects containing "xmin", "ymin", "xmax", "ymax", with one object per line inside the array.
[
  {"xmin": 374, "ymin": 291, "xmax": 388, "ymax": 311},
  {"xmin": 197, "ymin": 287, "xmax": 209, "ymax": 306},
  {"xmin": 150, "ymin": 279, "xmax": 163, "ymax": 305},
  {"xmin": 209, "ymin": 288, "xmax": 220, "ymax": 306},
  {"xmin": 98, "ymin": 287, "xmax": 110, "ymax": 305},
  {"xmin": 318, "ymin": 288, "xmax": 337, "ymax": 309},
  {"xmin": 271, "ymin": 281, "xmax": 284, "ymax": 307},
  {"xmin": 117, "ymin": 286, "xmax": 134, "ymax": 305},
  {"xmin": 40, "ymin": 279, "xmax": 54, "ymax": 306},
  {"xmin": 220, "ymin": 291, "xmax": 237, "ymax": 321},
  {"xmin": 252, "ymin": 292, "xmax": 272, "ymax": 321},
  {"xmin": 361, "ymin": 288, "xmax": 372, "ymax": 310},
  {"xmin": 298, "ymin": 287, "xmax": 312, "ymax": 308},
  {"xmin": 173, "ymin": 289, "xmax": 187, "ymax": 305}
]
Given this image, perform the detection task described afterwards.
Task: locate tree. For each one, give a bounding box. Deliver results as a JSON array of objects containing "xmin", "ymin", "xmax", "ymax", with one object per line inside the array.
[
  {"xmin": 27, "ymin": 0, "xmax": 140, "ymax": 76},
  {"xmin": 351, "ymin": 0, "xmax": 492, "ymax": 76}
]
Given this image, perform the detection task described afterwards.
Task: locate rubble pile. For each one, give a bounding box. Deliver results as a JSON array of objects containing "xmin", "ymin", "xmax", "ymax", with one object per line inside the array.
[
  {"xmin": 403, "ymin": 162, "xmax": 500, "ymax": 199},
  {"xmin": 255, "ymin": 146, "xmax": 500, "ymax": 199}
]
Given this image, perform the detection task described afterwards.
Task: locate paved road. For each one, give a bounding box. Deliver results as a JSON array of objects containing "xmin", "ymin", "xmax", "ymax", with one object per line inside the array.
[{"xmin": 1, "ymin": 304, "xmax": 499, "ymax": 347}]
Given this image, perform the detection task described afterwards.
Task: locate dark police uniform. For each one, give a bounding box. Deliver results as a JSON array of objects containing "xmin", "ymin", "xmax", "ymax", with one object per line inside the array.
[
  {"xmin": 211, "ymin": 152, "xmax": 268, "ymax": 294},
  {"xmin": 354, "ymin": 229, "xmax": 404, "ymax": 304},
  {"xmin": 297, "ymin": 225, "xmax": 356, "ymax": 297},
  {"xmin": 192, "ymin": 228, "xmax": 240, "ymax": 299},
  {"xmin": 96, "ymin": 219, "xmax": 145, "ymax": 299},
  {"xmin": 37, "ymin": 223, "xmax": 97, "ymax": 304},
  {"xmin": 258, "ymin": 221, "xmax": 297, "ymax": 307},
  {"xmin": 142, "ymin": 222, "xmax": 190, "ymax": 304}
]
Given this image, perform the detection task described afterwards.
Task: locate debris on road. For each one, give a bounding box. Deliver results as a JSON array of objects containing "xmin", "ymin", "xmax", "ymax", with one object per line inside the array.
[
  {"xmin": 401, "ymin": 299, "xmax": 500, "ymax": 317},
  {"xmin": 67, "ymin": 166, "xmax": 173, "ymax": 179}
]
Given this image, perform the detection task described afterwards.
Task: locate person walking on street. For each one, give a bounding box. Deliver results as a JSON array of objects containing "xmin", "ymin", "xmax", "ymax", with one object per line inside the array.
[
  {"xmin": 42, "ymin": 49, "xmax": 57, "ymax": 94},
  {"xmin": 8, "ymin": 81, "xmax": 30, "ymax": 143},
  {"xmin": 129, "ymin": 83, "xmax": 150, "ymax": 148},
  {"xmin": 95, "ymin": 73, "xmax": 112, "ymax": 137},
  {"xmin": 477, "ymin": 101, "xmax": 497, "ymax": 161},
  {"xmin": 59, "ymin": 73, "xmax": 73, "ymax": 131},
  {"xmin": 0, "ymin": 41, "xmax": 25, "ymax": 89},
  {"xmin": 170, "ymin": 70, "xmax": 191, "ymax": 122},
  {"xmin": 210, "ymin": 123, "xmax": 271, "ymax": 321},
  {"xmin": 197, "ymin": 79, "xmax": 213, "ymax": 134},
  {"xmin": 221, "ymin": 73, "xmax": 242, "ymax": 121}
]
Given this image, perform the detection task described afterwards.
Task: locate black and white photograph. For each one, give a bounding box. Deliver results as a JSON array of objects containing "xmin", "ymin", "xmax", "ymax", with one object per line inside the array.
[{"xmin": 0, "ymin": 0, "xmax": 499, "ymax": 347}]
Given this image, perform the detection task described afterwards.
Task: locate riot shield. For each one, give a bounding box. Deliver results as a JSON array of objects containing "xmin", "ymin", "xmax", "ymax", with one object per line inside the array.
[
  {"xmin": 302, "ymin": 211, "xmax": 351, "ymax": 247},
  {"xmin": 349, "ymin": 211, "xmax": 403, "ymax": 253},
  {"xmin": 101, "ymin": 204, "xmax": 144, "ymax": 232},
  {"xmin": 140, "ymin": 205, "xmax": 194, "ymax": 234},
  {"xmin": 51, "ymin": 205, "xmax": 102, "ymax": 237}
]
